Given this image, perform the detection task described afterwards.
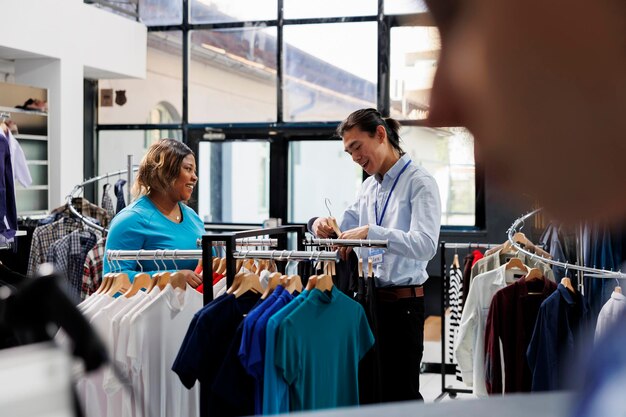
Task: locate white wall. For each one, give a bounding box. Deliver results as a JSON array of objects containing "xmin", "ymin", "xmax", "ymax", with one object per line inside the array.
[{"xmin": 0, "ymin": 0, "xmax": 146, "ymax": 208}]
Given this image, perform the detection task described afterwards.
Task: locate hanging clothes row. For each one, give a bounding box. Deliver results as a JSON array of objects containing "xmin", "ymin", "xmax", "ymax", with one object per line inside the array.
[
  {"xmin": 27, "ymin": 197, "xmax": 113, "ymax": 302},
  {"xmin": 173, "ymin": 255, "xmax": 374, "ymax": 417},
  {"xmin": 454, "ymin": 232, "xmax": 560, "ymax": 397}
]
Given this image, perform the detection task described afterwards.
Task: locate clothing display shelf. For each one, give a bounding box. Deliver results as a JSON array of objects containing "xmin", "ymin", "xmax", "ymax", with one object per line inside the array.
[
  {"xmin": 508, "ymin": 209, "xmax": 626, "ymax": 280},
  {"xmin": 1, "ymin": 81, "xmax": 50, "ymax": 215},
  {"xmin": 66, "ymin": 158, "xmax": 137, "ymax": 234},
  {"xmin": 433, "ymin": 241, "xmax": 503, "ymax": 401},
  {"xmin": 303, "ymin": 238, "xmax": 389, "ymax": 248}
]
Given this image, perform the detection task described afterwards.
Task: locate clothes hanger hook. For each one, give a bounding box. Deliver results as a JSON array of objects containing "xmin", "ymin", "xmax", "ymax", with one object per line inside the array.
[
  {"xmin": 153, "ymin": 251, "xmax": 161, "ymax": 272},
  {"xmin": 114, "ymin": 251, "xmax": 123, "ymax": 273},
  {"xmin": 136, "ymin": 250, "xmax": 143, "ymax": 273},
  {"xmin": 160, "ymin": 250, "xmax": 168, "ymax": 270},
  {"xmin": 172, "ymin": 250, "xmax": 179, "ymax": 270},
  {"xmin": 324, "ymin": 198, "xmax": 333, "ymax": 217}
]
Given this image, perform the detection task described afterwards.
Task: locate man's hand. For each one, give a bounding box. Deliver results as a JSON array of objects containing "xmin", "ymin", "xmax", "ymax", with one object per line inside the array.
[
  {"xmin": 337, "ymin": 226, "xmax": 370, "ymax": 260},
  {"xmin": 313, "ymin": 217, "xmax": 336, "ymax": 238}
]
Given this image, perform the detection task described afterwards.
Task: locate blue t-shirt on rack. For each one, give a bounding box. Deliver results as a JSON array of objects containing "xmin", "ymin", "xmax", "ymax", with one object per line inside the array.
[
  {"xmin": 263, "ymin": 289, "xmax": 309, "ymax": 415},
  {"xmin": 247, "ymin": 288, "xmax": 296, "ymax": 414},
  {"xmin": 275, "ymin": 287, "xmax": 374, "ymax": 412}
]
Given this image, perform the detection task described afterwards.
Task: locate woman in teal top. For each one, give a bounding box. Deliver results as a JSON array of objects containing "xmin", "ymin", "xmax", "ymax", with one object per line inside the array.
[{"xmin": 103, "ymin": 139, "xmax": 204, "ymax": 288}]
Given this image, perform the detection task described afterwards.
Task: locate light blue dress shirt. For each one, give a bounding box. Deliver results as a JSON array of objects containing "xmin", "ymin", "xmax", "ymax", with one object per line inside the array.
[{"xmin": 340, "ymin": 154, "xmax": 442, "ymax": 286}]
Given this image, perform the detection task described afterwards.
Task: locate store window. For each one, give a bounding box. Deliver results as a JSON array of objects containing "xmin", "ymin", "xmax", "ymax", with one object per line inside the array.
[
  {"xmin": 197, "ymin": 141, "xmax": 270, "ymax": 223},
  {"xmin": 190, "ymin": 0, "xmax": 276, "ymax": 24},
  {"xmin": 283, "ymin": 22, "xmax": 377, "ymax": 122},
  {"xmin": 401, "ymin": 126, "xmax": 476, "ymax": 226},
  {"xmin": 385, "ymin": 0, "xmax": 429, "ymax": 15},
  {"xmin": 288, "ymin": 140, "xmax": 362, "ymax": 224},
  {"xmin": 98, "ymin": 32, "xmax": 182, "ymax": 125},
  {"xmin": 139, "ymin": 0, "xmax": 182, "ymax": 25},
  {"xmin": 97, "ymin": 129, "xmax": 182, "ymax": 205},
  {"xmin": 189, "ymin": 26, "xmax": 277, "ymax": 123},
  {"xmin": 283, "ymin": 0, "xmax": 377, "ymax": 19},
  {"xmin": 390, "ymin": 26, "xmax": 440, "ymax": 120}
]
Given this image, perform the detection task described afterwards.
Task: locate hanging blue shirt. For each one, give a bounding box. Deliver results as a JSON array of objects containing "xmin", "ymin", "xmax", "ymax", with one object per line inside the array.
[
  {"xmin": 247, "ymin": 288, "xmax": 295, "ymax": 414},
  {"xmin": 263, "ymin": 290, "xmax": 309, "ymax": 415},
  {"xmin": 103, "ymin": 195, "xmax": 205, "ymax": 281},
  {"xmin": 275, "ymin": 287, "xmax": 374, "ymax": 411}
]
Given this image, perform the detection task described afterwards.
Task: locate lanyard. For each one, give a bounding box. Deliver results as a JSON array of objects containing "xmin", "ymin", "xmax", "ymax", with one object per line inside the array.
[{"xmin": 375, "ymin": 159, "xmax": 412, "ymax": 226}]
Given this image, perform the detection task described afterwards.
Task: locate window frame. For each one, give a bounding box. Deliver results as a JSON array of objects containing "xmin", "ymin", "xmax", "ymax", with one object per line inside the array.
[{"xmin": 94, "ymin": 0, "xmax": 485, "ymax": 232}]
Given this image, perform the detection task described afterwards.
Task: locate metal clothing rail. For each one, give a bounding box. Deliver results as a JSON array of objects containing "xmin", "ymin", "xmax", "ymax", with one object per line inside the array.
[
  {"xmin": 303, "ymin": 238, "xmax": 388, "ymax": 248},
  {"xmin": 106, "ymin": 249, "xmax": 202, "ymax": 261},
  {"xmin": 508, "ymin": 209, "xmax": 626, "ymax": 279},
  {"xmin": 66, "ymin": 157, "xmax": 138, "ymax": 234},
  {"xmin": 433, "ymin": 241, "xmax": 503, "ymax": 402},
  {"xmin": 233, "ymin": 250, "xmax": 338, "ymax": 261},
  {"xmin": 195, "ymin": 238, "xmax": 279, "ymax": 247}
]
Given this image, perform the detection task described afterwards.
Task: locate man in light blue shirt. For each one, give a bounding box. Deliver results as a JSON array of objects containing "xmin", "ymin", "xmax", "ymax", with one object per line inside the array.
[{"xmin": 310, "ymin": 108, "xmax": 441, "ymax": 403}]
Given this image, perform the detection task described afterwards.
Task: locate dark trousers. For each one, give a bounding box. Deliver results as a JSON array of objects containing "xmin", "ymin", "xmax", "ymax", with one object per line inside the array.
[{"xmin": 376, "ymin": 296, "xmax": 425, "ymax": 402}]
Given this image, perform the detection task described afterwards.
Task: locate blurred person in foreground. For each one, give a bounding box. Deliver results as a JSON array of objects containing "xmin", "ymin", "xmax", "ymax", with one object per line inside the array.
[{"xmin": 424, "ymin": 0, "xmax": 626, "ymax": 415}]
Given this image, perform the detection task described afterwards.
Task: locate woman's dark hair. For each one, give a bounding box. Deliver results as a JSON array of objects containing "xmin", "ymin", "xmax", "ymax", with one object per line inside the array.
[
  {"xmin": 133, "ymin": 138, "xmax": 194, "ymax": 197},
  {"xmin": 336, "ymin": 108, "xmax": 405, "ymax": 155}
]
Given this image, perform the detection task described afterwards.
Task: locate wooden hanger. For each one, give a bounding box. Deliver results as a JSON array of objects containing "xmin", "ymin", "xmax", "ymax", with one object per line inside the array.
[
  {"xmin": 525, "ymin": 268, "xmax": 544, "ymax": 282},
  {"xmin": 315, "ymin": 272, "xmax": 334, "ymax": 292},
  {"xmin": 306, "ymin": 275, "xmax": 318, "ymax": 291},
  {"xmin": 212, "ymin": 257, "xmax": 220, "ymax": 273},
  {"xmin": 261, "ymin": 272, "xmax": 283, "ymax": 299},
  {"xmin": 368, "ymin": 259, "xmax": 374, "ymax": 278},
  {"xmin": 155, "ymin": 271, "xmax": 172, "ymax": 290},
  {"xmin": 615, "ymin": 286, "xmax": 622, "ymax": 294},
  {"xmin": 233, "ymin": 272, "xmax": 264, "ymax": 298},
  {"xmin": 169, "ymin": 271, "xmax": 187, "ymax": 290},
  {"xmin": 97, "ymin": 273, "xmax": 113, "ymax": 294},
  {"xmin": 505, "ymin": 257, "xmax": 529, "ymax": 272},
  {"xmin": 106, "ymin": 273, "xmax": 131, "ymax": 297},
  {"xmin": 227, "ymin": 269, "xmax": 248, "ymax": 294},
  {"xmin": 561, "ymin": 277, "xmax": 575, "ymax": 293},
  {"xmin": 123, "ymin": 272, "xmax": 151, "ymax": 298},
  {"xmin": 285, "ymin": 275, "xmax": 303, "ymax": 294},
  {"xmin": 216, "ymin": 257, "xmax": 227, "ymax": 275},
  {"xmin": 452, "ymin": 253, "xmax": 460, "ymax": 269}
]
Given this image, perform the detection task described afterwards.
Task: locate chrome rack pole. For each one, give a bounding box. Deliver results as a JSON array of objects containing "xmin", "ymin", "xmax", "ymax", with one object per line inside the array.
[
  {"xmin": 233, "ymin": 250, "xmax": 339, "ymax": 262},
  {"xmin": 304, "ymin": 238, "xmax": 388, "ymax": 248}
]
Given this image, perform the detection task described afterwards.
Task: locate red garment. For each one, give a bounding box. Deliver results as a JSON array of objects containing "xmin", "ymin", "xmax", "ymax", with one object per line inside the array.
[
  {"xmin": 471, "ymin": 250, "xmax": 484, "ymax": 267},
  {"xmin": 484, "ymin": 276, "xmax": 557, "ymax": 394},
  {"xmin": 195, "ymin": 264, "xmax": 203, "ymax": 275},
  {"xmin": 197, "ymin": 273, "xmax": 225, "ymax": 294}
]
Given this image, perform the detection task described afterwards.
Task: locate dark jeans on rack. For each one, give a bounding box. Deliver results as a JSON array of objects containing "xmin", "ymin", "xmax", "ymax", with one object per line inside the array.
[{"xmin": 359, "ymin": 279, "xmax": 425, "ymax": 404}]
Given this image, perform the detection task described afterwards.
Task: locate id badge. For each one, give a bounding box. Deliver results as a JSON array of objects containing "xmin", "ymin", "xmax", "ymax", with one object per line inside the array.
[{"xmin": 369, "ymin": 248, "xmax": 384, "ymax": 265}]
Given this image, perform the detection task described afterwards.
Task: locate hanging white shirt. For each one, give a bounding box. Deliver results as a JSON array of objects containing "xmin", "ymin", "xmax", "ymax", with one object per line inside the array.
[
  {"xmin": 596, "ymin": 290, "xmax": 626, "ymax": 341},
  {"xmin": 455, "ymin": 265, "xmax": 521, "ymax": 397},
  {"xmin": 6, "ymin": 131, "xmax": 32, "ymax": 188},
  {"xmin": 127, "ymin": 284, "xmax": 203, "ymax": 417}
]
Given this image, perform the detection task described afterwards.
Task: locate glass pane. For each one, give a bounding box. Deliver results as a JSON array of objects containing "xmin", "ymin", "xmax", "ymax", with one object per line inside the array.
[
  {"xmin": 284, "ymin": 22, "xmax": 377, "ymax": 122},
  {"xmin": 16, "ymin": 189, "xmax": 48, "ymax": 214},
  {"xmin": 401, "ymin": 126, "xmax": 475, "ymax": 226},
  {"xmin": 385, "ymin": 0, "xmax": 428, "ymax": 15},
  {"xmin": 288, "ymin": 140, "xmax": 362, "ymax": 224},
  {"xmin": 25, "ymin": 164, "xmax": 48, "ymax": 187},
  {"xmin": 390, "ymin": 26, "xmax": 440, "ymax": 120},
  {"xmin": 198, "ymin": 141, "xmax": 270, "ymax": 223},
  {"xmin": 139, "ymin": 0, "xmax": 182, "ymax": 25},
  {"xmin": 190, "ymin": 0, "xmax": 276, "ymax": 24},
  {"xmin": 190, "ymin": 27, "xmax": 277, "ymax": 123},
  {"xmin": 97, "ymin": 130, "xmax": 182, "ymax": 206},
  {"xmin": 18, "ymin": 139, "xmax": 47, "ymax": 161},
  {"xmin": 98, "ymin": 32, "xmax": 182, "ymax": 125},
  {"xmin": 284, "ymin": 0, "xmax": 376, "ymax": 19}
]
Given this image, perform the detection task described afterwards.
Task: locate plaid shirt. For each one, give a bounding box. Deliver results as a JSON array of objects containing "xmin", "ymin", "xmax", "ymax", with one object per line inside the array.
[
  {"xmin": 52, "ymin": 197, "xmax": 112, "ymax": 228},
  {"xmin": 82, "ymin": 237, "xmax": 106, "ymax": 299},
  {"xmin": 27, "ymin": 217, "xmax": 84, "ymax": 276},
  {"xmin": 101, "ymin": 184, "xmax": 115, "ymax": 218},
  {"xmin": 46, "ymin": 230, "xmax": 100, "ymax": 303}
]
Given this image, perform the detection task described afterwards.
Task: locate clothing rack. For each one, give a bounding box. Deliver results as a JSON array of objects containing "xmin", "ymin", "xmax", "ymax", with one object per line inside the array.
[
  {"xmin": 232, "ymin": 250, "xmax": 338, "ymax": 261},
  {"xmin": 433, "ymin": 241, "xmax": 502, "ymax": 402},
  {"xmin": 508, "ymin": 209, "xmax": 626, "ymax": 279},
  {"xmin": 66, "ymin": 156, "xmax": 138, "ymax": 234},
  {"xmin": 303, "ymin": 238, "xmax": 389, "ymax": 248}
]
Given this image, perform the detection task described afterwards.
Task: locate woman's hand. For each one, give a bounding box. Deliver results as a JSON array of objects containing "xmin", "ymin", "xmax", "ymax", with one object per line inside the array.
[
  {"xmin": 337, "ymin": 226, "xmax": 370, "ymax": 261},
  {"xmin": 178, "ymin": 269, "xmax": 203, "ymax": 288},
  {"xmin": 313, "ymin": 217, "xmax": 336, "ymax": 238}
]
